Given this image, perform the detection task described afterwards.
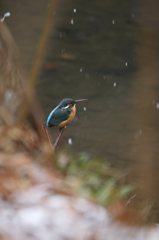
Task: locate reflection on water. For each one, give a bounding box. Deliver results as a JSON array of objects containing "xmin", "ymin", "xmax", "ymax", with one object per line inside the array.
[{"xmin": 1, "ymin": 0, "xmax": 159, "ymax": 221}]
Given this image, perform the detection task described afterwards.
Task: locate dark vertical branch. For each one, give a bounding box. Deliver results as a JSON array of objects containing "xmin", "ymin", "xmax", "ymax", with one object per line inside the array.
[
  {"xmin": 131, "ymin": 0, "xmax": 159, "ymax": 214},
  {"xmin": 18, "ymin": 0, "xmax": 58, "ymax": 137}
]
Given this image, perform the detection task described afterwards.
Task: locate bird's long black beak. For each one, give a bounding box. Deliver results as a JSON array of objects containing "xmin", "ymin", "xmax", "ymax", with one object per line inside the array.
[{"xmin": 74, "ymin": 99, "xmax": 88, "ymax": 104}]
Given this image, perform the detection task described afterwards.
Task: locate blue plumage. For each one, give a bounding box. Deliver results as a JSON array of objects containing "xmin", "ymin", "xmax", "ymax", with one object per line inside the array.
[
  {"xmin": 46, "ymin": 98, "xmax": 87, "ymax": 129},
  {"xmin": 44, "ymin": 98, "xmax": 87, "ymax": 148},
  {"xmin": 46, "ymin": 98, "xmax": 75, "ymax": 128},
  {"xmin": 46, "ymin": 105, "xmax": 59, "ymax": 127}
]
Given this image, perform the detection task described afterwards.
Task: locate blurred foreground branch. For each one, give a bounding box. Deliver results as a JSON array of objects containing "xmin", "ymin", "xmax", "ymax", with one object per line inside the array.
[
  {"xmin": 0, "ymin": 20, "xmax": 26, "ymax": 125},
  {"xmin": 18, "ymin": 0, "xmax": 58, "ymax": 126},
  {"xmin": 131, "ymin": 0, "xmax": 159, "ymax": 218}
]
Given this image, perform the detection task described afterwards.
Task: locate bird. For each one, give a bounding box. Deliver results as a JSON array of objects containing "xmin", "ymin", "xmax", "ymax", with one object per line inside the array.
[{"xmin": 43, "ymin": 98, "xmax": 88, "ymax": 149}]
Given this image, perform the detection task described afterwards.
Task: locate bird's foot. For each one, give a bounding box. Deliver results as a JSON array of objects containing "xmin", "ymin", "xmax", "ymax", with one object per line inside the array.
[
  {"xmin": 59, "ymin": 126, "xmax": 66, "ymax": 132},
  {"xmin": 42, "ymin": 122, "xmax": 46, "ymax": 130}
]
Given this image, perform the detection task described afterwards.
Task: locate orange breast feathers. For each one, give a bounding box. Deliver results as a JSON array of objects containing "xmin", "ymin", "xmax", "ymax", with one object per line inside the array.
[{"xmin": 57, "ymin": 106, "xmax": 76, "ymax": 128}]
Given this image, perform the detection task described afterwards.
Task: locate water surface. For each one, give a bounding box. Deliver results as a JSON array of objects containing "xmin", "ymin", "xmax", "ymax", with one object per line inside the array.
[{"xmin": 1, "ymin": 0, "xmax": 159, "ymax": 221}]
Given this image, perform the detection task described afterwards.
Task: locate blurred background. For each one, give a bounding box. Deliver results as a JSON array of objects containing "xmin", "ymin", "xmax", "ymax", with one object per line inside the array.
[{"xmin": 1, "ymin": 0, "xmax": 159, "ymax": 221}]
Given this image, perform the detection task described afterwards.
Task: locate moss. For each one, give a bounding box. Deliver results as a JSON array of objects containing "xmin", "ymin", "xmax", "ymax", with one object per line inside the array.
[{"xmin": 55, "ymin": 152, "xmax": 134, "ymax": 207}]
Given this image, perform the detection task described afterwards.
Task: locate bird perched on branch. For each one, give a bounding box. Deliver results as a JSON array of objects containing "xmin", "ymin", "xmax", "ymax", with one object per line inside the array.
[{"xmin": 43, "ymin": 98, "xmax": 88, "ymax": 149}]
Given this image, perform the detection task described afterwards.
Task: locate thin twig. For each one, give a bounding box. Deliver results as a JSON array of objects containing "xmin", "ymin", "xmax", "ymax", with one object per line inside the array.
[
  {"xmin": 54, "ymin": 127, "xmax": 66, "ymax": 148},
  {"xmin": 126, "ymin": 194, "xmax": 137, "ymax": 207},
  {"xmin": 43, "ymin": 123, "xmax": 55, "ymax": 151}
]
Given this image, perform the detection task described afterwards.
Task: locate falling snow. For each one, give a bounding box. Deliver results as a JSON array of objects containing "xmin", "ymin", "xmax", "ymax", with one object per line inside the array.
[
  {"xmin": 156, "ymin": 103, "xmax": 159, "ymax": 109},
  {"xmin": 80, "ymin": 68, "xmax": 82, "ymax": 72},
  {"xmin": 68, "ymin": 138, "xmax": 72, "ymax": 145},
  {"xmin": 114, "ymin": 83, "xmax": 116, "ymax": 87},
  {"xmin": 71, "ymin": 19, "xmax": 74, "ymax": 24},
  {"xmin": 112, "ymin": 20, "xmax": 115, "ymax": 24},
  {"xmin": 83, "ymin": 107, "xmax": 86, "ymax": 111},
  {"xmin": 125, "ymin": 62, "xmax": 128, "ymax": 66},
  {"xmin": 74, "ymin": 9, "xmax": 76, "ymax": 13},
  {"xmin": 1, "ymin": 12, "xmax": 10, "ymax": 22}
]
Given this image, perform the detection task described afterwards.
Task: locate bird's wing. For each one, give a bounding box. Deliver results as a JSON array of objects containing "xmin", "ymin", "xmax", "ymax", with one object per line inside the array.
[{"xmin": 47, "ymin": 108, "xmax": 70, "ymax": 127}]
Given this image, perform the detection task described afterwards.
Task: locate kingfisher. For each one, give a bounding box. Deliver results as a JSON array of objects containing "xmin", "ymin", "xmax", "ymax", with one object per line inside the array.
[{"xmin": 43, "ymin": 98, "xmax": 88, "ymax": 149}]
